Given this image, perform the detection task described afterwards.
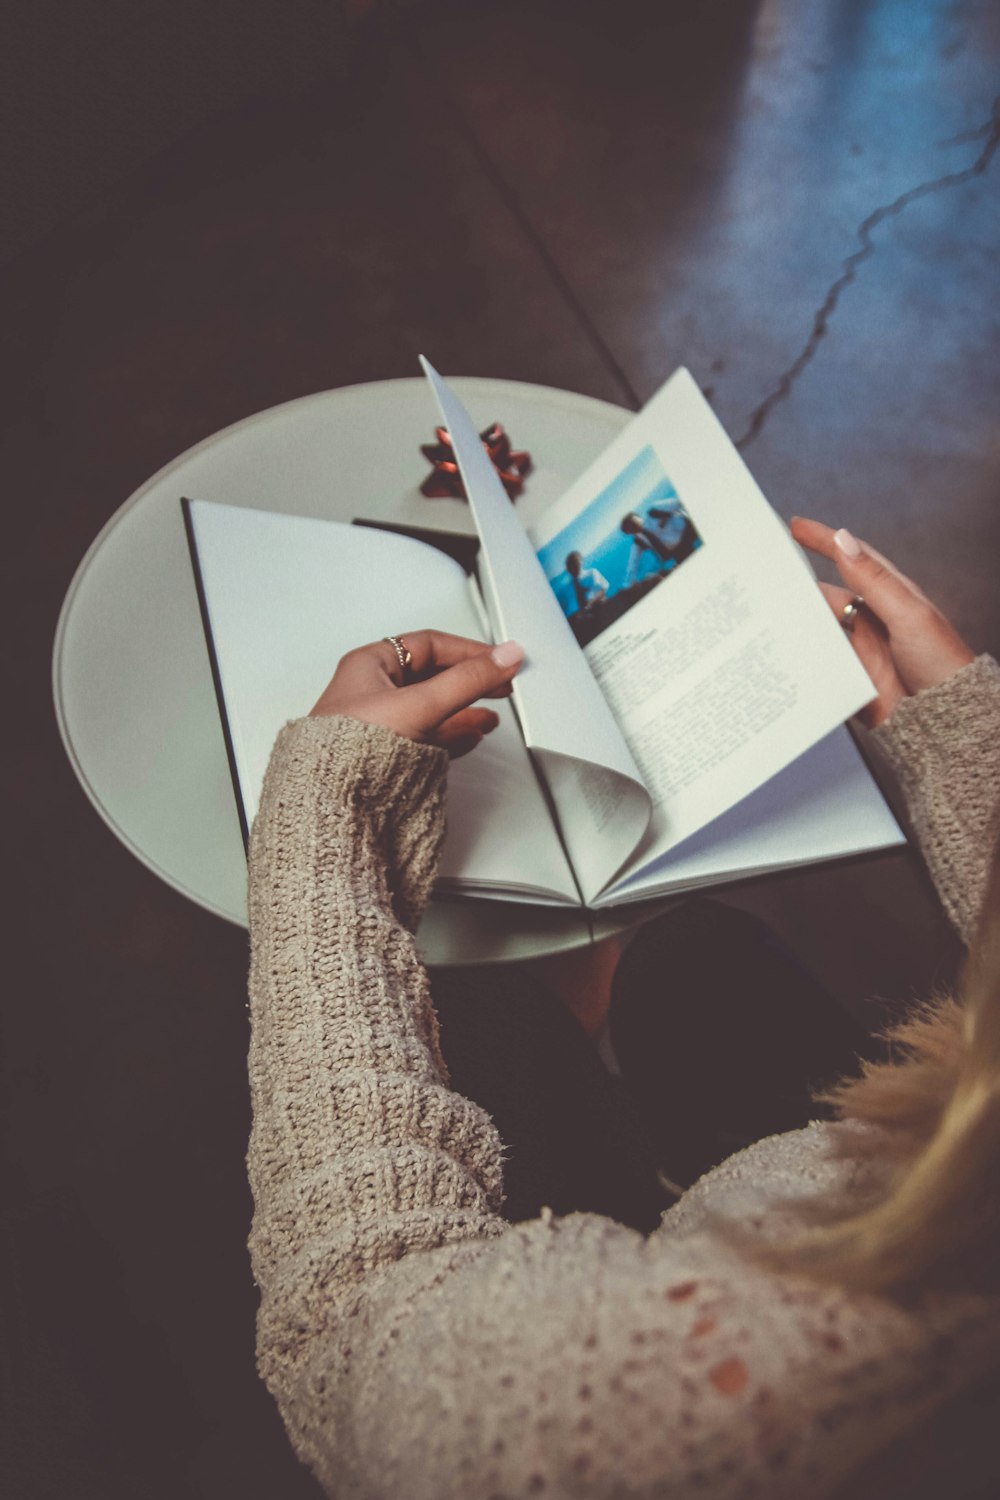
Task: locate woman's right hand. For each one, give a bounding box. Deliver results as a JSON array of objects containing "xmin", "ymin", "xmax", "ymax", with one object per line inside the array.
[{"xmin": 790, "ymin": 517, "xmax": 975, "ymax": 728}]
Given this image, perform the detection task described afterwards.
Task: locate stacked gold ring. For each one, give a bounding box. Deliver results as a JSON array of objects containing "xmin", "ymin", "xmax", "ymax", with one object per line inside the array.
[{"xmin": 385, "ymin": 635, "xmax": 413, "ymax": 676}]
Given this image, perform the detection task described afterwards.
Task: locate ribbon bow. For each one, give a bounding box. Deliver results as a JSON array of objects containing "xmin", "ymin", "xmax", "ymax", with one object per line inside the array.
[{"xmin": 420, "ymin": 422, "xmax": 533, "ymax": 501}]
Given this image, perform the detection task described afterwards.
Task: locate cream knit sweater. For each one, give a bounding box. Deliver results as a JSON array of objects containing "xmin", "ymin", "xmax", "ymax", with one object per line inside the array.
[{"xmin": 247, "ymin": 655, "xmax": 1000, "ymax": 1500}]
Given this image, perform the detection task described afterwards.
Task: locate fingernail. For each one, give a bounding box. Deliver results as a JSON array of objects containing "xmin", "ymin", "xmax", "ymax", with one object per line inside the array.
[
  {"xmin": 835, "ymin": 528, "xmax": 862, "ymax": 557},
  {"xmin": 491, "ymin": 640, "xmax": 525, "ymax": 668}
]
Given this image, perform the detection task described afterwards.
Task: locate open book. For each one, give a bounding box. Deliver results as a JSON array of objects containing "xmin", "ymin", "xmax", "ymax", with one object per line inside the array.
[{"xmin": 183, "ymin": 361, "xmax": 902, "ymax": 909}]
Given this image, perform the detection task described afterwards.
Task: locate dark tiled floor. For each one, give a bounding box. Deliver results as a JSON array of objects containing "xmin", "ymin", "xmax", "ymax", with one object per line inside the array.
[{"xmin": 3, "ymin": 3, "xmax": 998, "ymax": 1495}]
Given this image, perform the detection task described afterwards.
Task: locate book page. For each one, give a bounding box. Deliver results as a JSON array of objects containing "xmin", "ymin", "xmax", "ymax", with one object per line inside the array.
[
  {"xmin": 421, "ymin": 360, "xmax": 652, "ymax": 904},
  {"xmin": 594, "ymin": 728, "xmax": 902, "ymax": 906},
  {"xmin": 184, "ymin": 501, "xmax": 580, "ymax": 904},
  {"xmin": 529, "ymin": 369, "xmax": 879, "ymax": 896}
]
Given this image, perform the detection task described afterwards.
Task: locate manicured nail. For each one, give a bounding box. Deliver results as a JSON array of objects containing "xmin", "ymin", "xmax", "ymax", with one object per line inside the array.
[
  {"xmin": 835, "ymin": 528, "xmax": 862, "ymax": 557},
  {"xmin": 491, "ymin": 640, "xmax": 525, "ymax": 668}
]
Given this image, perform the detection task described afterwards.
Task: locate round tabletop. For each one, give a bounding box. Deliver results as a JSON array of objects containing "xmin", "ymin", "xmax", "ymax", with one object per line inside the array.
[{"xmin": 53, "ymin": 375, "xmax": 646, "ymax": 965}]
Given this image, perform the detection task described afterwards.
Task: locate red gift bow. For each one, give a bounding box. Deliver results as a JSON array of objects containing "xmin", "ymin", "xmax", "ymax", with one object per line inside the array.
[{"xmin": 420, "ymin": 422, "xmax": 533, "ymax": 501}]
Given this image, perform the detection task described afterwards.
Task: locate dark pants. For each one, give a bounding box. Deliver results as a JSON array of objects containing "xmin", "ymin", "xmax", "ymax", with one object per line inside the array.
[{"xmin": 431, "ymin": 900, "xmax": 875, "ymax": 1235}]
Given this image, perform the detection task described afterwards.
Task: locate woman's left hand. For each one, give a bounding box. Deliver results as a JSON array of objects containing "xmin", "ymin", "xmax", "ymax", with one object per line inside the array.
[{"xmin": 310, "ymin": 629, "xmax": 525, "ymax": 758}]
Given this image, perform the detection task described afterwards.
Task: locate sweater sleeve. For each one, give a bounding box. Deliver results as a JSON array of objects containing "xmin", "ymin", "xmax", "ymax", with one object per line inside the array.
[
  {"xmin": 870, "ymin": 654, "xmax": 1000, "ymax": 943},
  {"xmin": 246, "ymin": 716, "xmax": 508, "ymax": 1482}
]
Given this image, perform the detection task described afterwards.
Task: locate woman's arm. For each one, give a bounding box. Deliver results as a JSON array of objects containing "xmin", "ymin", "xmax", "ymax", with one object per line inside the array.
[
  {"xmin": 791, "ymin": 518, "xmax": 1000, "ymax": 942},
  {"xmin": 247, "ymin": 633, "xmax": 523, "ymax": 1481}
]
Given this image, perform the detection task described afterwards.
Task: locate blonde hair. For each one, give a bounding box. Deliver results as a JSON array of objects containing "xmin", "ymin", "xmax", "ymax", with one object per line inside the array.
[{"xmin": 782, "ymin": 851, "xmax": 1000, "ymax": 1295}]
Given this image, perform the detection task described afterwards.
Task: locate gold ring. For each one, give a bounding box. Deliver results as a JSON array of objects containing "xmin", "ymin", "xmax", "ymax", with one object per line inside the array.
[
  {"xmin": 840, "ymin": 596, "xmax": 864, "ymax": 634},
  {"xmin": 385, "ymin": 635, "xmax": 413, "ymax": 677}
]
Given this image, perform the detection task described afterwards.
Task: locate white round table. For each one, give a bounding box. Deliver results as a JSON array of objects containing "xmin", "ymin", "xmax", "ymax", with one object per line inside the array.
[{"xmin": 53, "ymin": 376, "xmax": 645, "ymax": 964}]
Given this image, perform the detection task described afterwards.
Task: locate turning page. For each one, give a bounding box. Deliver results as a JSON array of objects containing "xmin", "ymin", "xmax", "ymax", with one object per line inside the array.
[
  {"xmin": 183, "ymin": 500, "xmax": 580, "ymax": 904},
  {"xmin": 529, "ymin": 369, "xmax": 892, "ymax": 899},
  {"xmin": 421, "ymin": 360, "xmax": 652, "ymax": 904}
]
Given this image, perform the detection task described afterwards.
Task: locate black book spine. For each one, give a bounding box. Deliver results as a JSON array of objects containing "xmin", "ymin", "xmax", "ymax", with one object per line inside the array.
[{"xmin": 180, "ymin": 497, "xmax": 250, "ymax": 852}]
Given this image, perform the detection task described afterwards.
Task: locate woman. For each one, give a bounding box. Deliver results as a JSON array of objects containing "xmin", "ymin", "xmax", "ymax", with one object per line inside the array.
[{"xmin": 246, "ymin": 519, "xmax": 1000, "ymax": 1499}]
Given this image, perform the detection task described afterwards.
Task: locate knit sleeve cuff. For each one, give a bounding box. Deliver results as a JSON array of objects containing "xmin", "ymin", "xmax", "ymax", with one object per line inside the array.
[
  {"xmin": 872, "ymin": 654, "xmax": 1000, "ymax": 772},
  {"xmin": 264, "ymin": 714, "xmax": 449, "ymax": 822},
  {"xmin": 871, "ymin": 654, "xmax": 1000, "ymax": 940}
]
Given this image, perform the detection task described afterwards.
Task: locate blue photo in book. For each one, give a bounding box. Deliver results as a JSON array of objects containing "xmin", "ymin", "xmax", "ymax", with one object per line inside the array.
[{"xmin": 536, "ymin": 444, "xmax": 703, "ymax": 647}]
